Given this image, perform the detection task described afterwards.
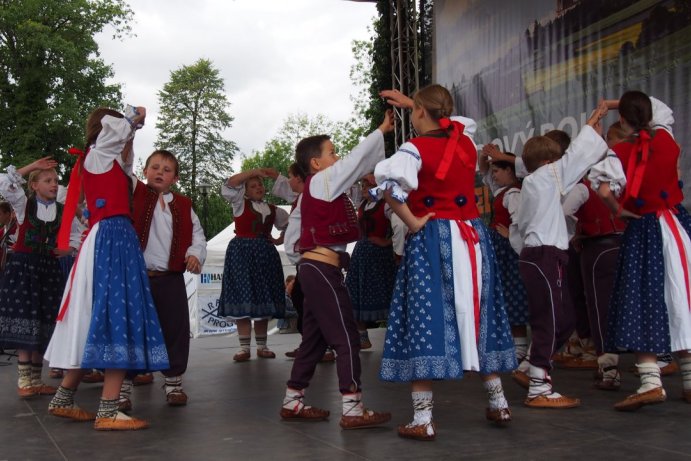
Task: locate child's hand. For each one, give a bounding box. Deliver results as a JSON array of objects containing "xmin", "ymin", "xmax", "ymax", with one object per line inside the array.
[
  {"xmin": 378, "ymin": 109, "xmax": 395, "ymax": 134},
  {"xmin": 495, "ymin": 224, "xmax": 509, "ymax": 239},
  {"xmin": 32, "ymin": 156, "xmax": 58, "ymax": 171},
  {"xmin": 618, "ymin": 209, "xmax": 641, "ymax": 220},
  {"xmin": 261, "ymin": 168, "xmax": 279, "ymax": 179},
  {"xmin": 380, "ymin": 89, "xmax": 414, "ymax": 109},
  {"xmin": 185, "ymin": 255, "xmax": 202, "ymax": 274},
  {"xmin": 587, "ymin": 100, "xmax": 608, "ymax": 134},
  {"xmin": 132, "ymin": 106, "xmax": 146, "ymax": 128},
  {"xmin": 408, "ymin": 212, "xmax": 435, "ymax": 233},
  {"xmin": 482, "ymin": 144, "xmax": 503, "ymax": 160}
]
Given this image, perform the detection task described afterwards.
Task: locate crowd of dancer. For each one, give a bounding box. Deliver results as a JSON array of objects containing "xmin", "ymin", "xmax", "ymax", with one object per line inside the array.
[{"xmin": 0, "ymin": 85, "xmax": 689, "ymax": 440}]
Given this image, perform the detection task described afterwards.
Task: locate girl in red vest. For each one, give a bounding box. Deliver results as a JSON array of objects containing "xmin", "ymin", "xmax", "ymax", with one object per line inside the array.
[
  {"xmin": 595, "ymin": 91, "xmax": 691, "ymax": 410},
  {"xmin": 44, "ymin": 107, "xmax": 169, "ymax": 430},
  {"xmin": 219, "ymin": 168, "xmax": 289, "ymax": 361},
  {"xmin": 0, "ymin": 158, "xmax": 80, "ymax": 399},
  {"xmin": 345, "ymin": 174, "xmax": 396, "ymax": 349},
  {"xmin": 372, "ymin": 85, "xmax": 516, "ymax": 441}
]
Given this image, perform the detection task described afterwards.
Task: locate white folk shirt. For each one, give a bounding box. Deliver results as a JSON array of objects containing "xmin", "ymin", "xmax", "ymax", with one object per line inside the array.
[{"xmin": 516, "ymin": 125, "xmax": 608, "ymax": 251}]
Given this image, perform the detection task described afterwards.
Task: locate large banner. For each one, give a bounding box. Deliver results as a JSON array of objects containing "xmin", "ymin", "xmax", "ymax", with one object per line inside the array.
[{"xmin": 435, "ymin": 0, "xmax": 691, "ymax": 203}]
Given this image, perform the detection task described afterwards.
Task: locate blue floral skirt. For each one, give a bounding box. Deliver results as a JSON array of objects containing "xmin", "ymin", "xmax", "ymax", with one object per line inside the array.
[
  {"xmin": 346, "ymin": 239, "xmax": 396, "ymax": 322},
  {"xmin": 489, "ymin": 229, "xmax": 529, "ymax": 326},
  {"xmin": 219, "ymin": 237, "xmax": 285, "ymax": 318},
  {"xmin": 0, "ymin": 252, "xmax": 64, "ymax": 352},
  {"xmin": 380, "ymin": 219, "xmax": 516, "ymax": 382},
  {"xmin": 606, "ymin": 205, "xmax": 691, "ymax": 354},
  {"xmin": 81, "ymin": 216, "xmax": 169, "ymax": 371}
]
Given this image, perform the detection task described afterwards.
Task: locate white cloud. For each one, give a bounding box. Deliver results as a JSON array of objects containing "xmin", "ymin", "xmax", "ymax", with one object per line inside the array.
[{"xmin": 95, "ymin": 0, "xmax": 376, "ymax": 173}]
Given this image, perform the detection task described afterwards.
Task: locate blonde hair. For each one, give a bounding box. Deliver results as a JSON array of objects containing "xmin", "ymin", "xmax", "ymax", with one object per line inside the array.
[
  {"xmin": 412, "ymin": 84, "xmax": 454, "ymax": 121},
  {"xmin": 522, "ymin": 136, "xmax": 562, "ymax": 173},
  {"xmin": 606, "ymin": 121, "xmax": 629, "ymax": 145}
]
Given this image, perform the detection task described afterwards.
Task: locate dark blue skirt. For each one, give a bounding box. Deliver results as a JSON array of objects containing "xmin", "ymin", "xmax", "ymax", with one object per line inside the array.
[
  {"xmin": 346, "ymin": 239, "xmax": 396, "ymax": 322},
  {"xmin": 489, "ymin": 229, "xmax": 529, "ymax": 326}
]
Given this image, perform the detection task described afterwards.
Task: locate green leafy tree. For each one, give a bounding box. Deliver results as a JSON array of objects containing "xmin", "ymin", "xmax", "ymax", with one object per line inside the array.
[
  {"xmin": 155, "ymin": 58, "xmax": 237, "ymax": 209},
  {"xmin": 0, "ymin": 0, "xmax": 132, "ymax": 175}
]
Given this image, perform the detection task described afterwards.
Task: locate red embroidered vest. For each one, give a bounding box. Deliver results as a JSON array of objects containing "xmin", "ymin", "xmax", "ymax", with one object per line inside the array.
[
  {"xmin": 489, "ymin": 186, "xmax": 519, "ymax": 229},
  {"xmin": 132, "ymin": 181, "xmax": 194, "ymax": 272},
  {"xmin": 575, "ymin": 179, "xmax": 627, "ymax": 237},
  {"xmin": 359, "ymin": 200, "xmax": 391, "ymax": 239},
  {"xmin": 234, "ymin": 199, "xmax": 276, "ymax": 238},
  {"xmin": 12, "ymin": 198, "xmax": 63, "ymax": 256},
  {"xmin": 299, "ymin": 175, "xmax": 359, "ymax": 251},
  {"xmin": 407, "ymin": 133, "xmax": 480, "ymax": 221},
  {"xmin": 82, "ymin": 161, "xmax": 131, "ymax": 225},
  {"xmin": 614, "ymin": 129, "xmax": 683, "ymax": 215}
]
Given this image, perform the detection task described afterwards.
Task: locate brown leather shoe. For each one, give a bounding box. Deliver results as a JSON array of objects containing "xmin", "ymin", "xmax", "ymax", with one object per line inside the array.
[
  {"xmin": 81, "ymin": 370, "xmax": 105, "ymax": 383},
  {"xmin": 558, "ymin": 357, "xmax": 598, "ymax": 370},
  {"xmin": 133, "ymin": 373, "xmax": 154, "ymax": 386},
  {"xmin": 18, "ymin": 386, "xmax": 37, "ymax": 399},
  {"xmin": 256, "ymin": 349, "xmax": 276, "ymax": 359},
  {"xmin": 49, "ymin": 406, "xmax": 97, "ymax": 421},
  {"xmin": 33, "ymin": 384, "xmax": 58, "ymax": 395},
  {"xmin": 280, "ymin": 406, "xmax": 330, "ymax": 421},
  {"xmin": 49, "ymin": 368, "xmax": 64, "ymax": 379},
  {"xmin": 233, "ymin": 350, "xmax": 251, "ymax": 362},
  {"xmin": 360, "ymin": 339, "xmax": 373, "ymax": 350},
  {"xmin": 511, "ymin": 370, "xmax": 530, "ymax": 390},
  {"xmin": 397, "ymin": 422, "xmax": 436, "ymax": 441},
  {"xmin": 661, "ymin": 361, "xmax": 679, "ymax": 376},
  {"xmin": 486, "ymin": 407, "xmax": 511, "ymax": 425},
  {"xmin": 614, "ymin": 387, "xmax": 666, "ymax": 411},
  {"xmin": 285, "ymin": 348, "xmax": 299, "ymax": 358},
  {"xmin": 167, "ymin": 389, "xmax": 188, "ymax": 406},
  {"xmin": 94, "ymin": 412, "xmax": 149, "ymax": 431},
  {"xmin": 339, "ymin": 409, "xmax": 391, "ymax": 429},
  {"xmin": 524, "ymin": 394, "xmax": 581, "ymax": 409}
]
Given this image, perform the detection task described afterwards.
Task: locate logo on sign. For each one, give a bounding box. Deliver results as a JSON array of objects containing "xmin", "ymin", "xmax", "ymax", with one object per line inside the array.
[{"xmin": 200, "ymin": 273, "xmax": 223, "ymax": 284}]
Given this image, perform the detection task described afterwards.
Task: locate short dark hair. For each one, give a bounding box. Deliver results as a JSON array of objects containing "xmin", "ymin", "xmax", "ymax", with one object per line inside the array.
[
  {"xmin": 492, "ymin": 152, "xmax": 516, "ymax": 174},
  {"xmin": 0, "ymin": 201, "xmax": 12, "ymax": 214},
  {"xmin": 288, "ymin": 162, "xmax": 306, "ymax": 181},
  {"xmin": 619, "ymin": 90, "xmax": 652, "ymax": 132},
  {"xmin": 522, "ymin": 136, "xmax": 562, "ymax": 173},
  {"xmin": 146, "ymin": 149, "xmax": 180, "ymax": 176},
  {"xmin": 544, "ymin": 130, "xmax": 571, "ymax": 156},
  {"xmin": 296, "ymin": 135, "xmax": 331, "ymax": 175}
]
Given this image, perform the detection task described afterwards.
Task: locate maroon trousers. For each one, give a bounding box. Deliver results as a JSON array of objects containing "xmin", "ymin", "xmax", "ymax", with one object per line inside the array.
[
  {"xmin": 579, "ymin": 235, "xmax": 621, "ymax": 355},
  {"xmin": 519, "ymin": 246, "xmax": 575, "ymax": 370},
  {"xmin": 287, "ymin": 259, "xmax": 361, "ymax": 394},
  {"xmin": 567, "ymin": 245, "xmax": 590, "ymax": 339},
  {"xmin": 149, "ymin": 272, "xmax": 190, "ymax": 377}
]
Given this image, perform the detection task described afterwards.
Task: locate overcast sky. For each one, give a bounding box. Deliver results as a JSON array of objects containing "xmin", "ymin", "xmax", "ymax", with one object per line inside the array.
[{"xmin": 94, "ymin": 0, "xmax": 376, "ymax": 171}]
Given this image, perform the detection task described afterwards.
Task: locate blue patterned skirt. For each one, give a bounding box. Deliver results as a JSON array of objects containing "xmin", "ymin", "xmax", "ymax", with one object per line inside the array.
[
  {"xmin": 606, "ymin": 205, "xmax": 691, "ymax": 354},
  {"xmin": 0, "ymin": 252, "xmax": 65, "ymax": 352},
  {"xmin": 489, "ymin": 229, "xmax": 529, "ymax": 326},
  {"xmin": 380, "ymin": 219, "xmax": 516, "ymax": 382},
  {"xmin": 219, "ymin": 237, "xmax": 285, "ymax": 318},
  {"xmin": 346, "ymin": 239, "xmax": 396, "ymax": 322},
  {"xmin": 81, "ymin": 216, "xmax": 169, "ymax": 371}
]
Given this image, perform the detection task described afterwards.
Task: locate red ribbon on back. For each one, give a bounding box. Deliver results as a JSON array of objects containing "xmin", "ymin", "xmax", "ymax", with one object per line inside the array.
[
  {"xmin": 435, "ymin": 119, "xmax": 472, "ymax": 181},
  {"xmin": 56, "ymin": 147, "xmax": 86, "ymax": 250},
  {"xmin": 620, "ymin": 130, "xmax": 650, "ymax": 207},
  {"xmin": 455, "ymin": 219, "xmax": 481, "ymax": 341}
]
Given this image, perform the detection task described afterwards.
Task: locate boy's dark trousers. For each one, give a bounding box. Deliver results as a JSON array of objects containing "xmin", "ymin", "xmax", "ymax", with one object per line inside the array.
[
  {"xmin": 149, "ymin": 272, "xmax": 190, "ymax": 376},
  {"xmin": 519, "ymin": 245, "xmax": 575, "ymax": 370},
  {"xmin": 287, "ymin": 259, "xmax": 361, "ymax": 394}
]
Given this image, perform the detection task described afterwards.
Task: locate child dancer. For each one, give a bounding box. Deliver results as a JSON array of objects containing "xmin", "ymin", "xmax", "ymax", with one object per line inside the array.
[
  {"xmin": 346, "ymin": 174, "xmax": 396, "ymax": 349},
  {"xmin": 373, "ymin": 85, "xmax": 516, "ymax": 441},
  {"xmin": 515, "ymin": 102, "xmax": 609, "ymax": 408},
  {"xmin": 478, "ymin": 146, "xmax": 530, "ymax": 366},
  {"xmin": 280, "ymin": 112, "xmax": 393, "ymax": 430},
  {"xmin": 220, "ymin": 168, "xmax": 288, "ymax": 361},
  {"xmin": 118, "ymin": 149, "xmax": 206, "ymax": 409},
  {"xmin": 0, "ymin": 158, "xmax": 80, "ymax": 398},
  {"xmin": 44, "ymin": 106, "xmax": 169, "ymax": 430},
  {"xmin": 592, "ymin": 91, "xmax": 691, "ymax": 410}
]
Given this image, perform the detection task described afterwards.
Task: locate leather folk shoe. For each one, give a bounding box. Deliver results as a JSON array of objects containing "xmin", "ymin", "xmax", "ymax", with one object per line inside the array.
[
  {"xmin": 132, "ymin": 373, "xmax": 154, "ymax": 386},
  {"xmin": 233, "ymin": 350, "xmax": 251, "ymax": 362},
  {"xmin": 256, "ymin": 349, "xmax": 276, "ymax": 359},
  {"xmin": 117, "ymin": 397, "xmax": 132, "ymax": 412},
  {"xmin": 614, "ymin": 387, "xmax": 666, "ymax": 412},
  {"xmin": 486, "ymin": 407, "xmax": 512, "ymax": 425},
  {"xmin": 280, "ymin": 406, "xmax": 330, "ymax": 421},
  {"xmin": 49, "ymin": 406, "xmax": 96, "ymax": 422},
  {"xmin": 397, "ymin": 422, "xmax": 436, "ymax": 441},
  {"xmin": 524, "ymin": 394, "xmax": 581, "ymax": 409},
  {"xmin": 511, "ymin": 370, "xmax": 530, "ymax": 390},
  {"xmin": 339, "ymin": 409, "xmax": 391, "ymax": 429},
  {"xmin": 18, "ymin": 386, "xmax": 37, "ymax": 399},
  {"xmin": 166, "ymin": 389, "xmax": 188, "ymax": 406},
  {"xmin": 94, "ymin": 412, "xmax": 149, "ymax": 431},
  {"xmin": 33, "ymin": 384, "xmax": 58, "ymax": 395}
]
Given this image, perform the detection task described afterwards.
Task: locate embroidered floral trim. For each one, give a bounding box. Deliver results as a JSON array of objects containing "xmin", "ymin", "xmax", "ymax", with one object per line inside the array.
[{"xmin": 369, "ymin": 179, "xmax": 407, "ymax": 203}]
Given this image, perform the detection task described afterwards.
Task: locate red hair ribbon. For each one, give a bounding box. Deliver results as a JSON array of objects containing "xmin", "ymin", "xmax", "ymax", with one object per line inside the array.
[
  {"xmin": 56, "ymin": 147, "xmax": 86, "ymax": 250},
  {"xmin": 435, "ymin": 119, "xmax": 473, "ymax": 181},
  {"xmin": 619, "ymin": 130, "xmax": 650, "ymax": 210}
]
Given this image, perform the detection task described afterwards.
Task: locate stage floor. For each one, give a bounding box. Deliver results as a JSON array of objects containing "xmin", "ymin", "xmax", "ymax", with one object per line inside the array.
[{"xmin": 2, "ymin": 328, "xmax": 691, "ymax": 461}]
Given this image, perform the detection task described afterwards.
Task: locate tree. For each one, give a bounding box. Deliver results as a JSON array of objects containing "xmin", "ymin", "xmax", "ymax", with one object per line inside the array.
[
  {"xmin": 155, "ymin": 58, "xmax": 237, "ymax": 208},
  {"xmin": 0, "ymin": 0, "xmax": 132, "ymax": 175}
]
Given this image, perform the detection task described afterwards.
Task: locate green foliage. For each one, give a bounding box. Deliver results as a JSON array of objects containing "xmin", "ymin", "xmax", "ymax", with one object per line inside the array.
[
  {"xmin": 155, "ymin": 58, "xmax": 237, "ymax": 209},
  {"xmin": 0, "ymin": 0, "xmax": 132, "ymax": 177},
  {"xmin": 368, "ymin": 1, "xmax": 394, "ymax": 154}
]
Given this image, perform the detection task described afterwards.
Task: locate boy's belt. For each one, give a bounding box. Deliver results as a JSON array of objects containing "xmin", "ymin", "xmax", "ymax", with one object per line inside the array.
[
  {"xmin": 147, "ymin": 270, "xmax": 174, "ymax": 277},
  {"xmin": 301, "ymin": 246, "xmax": 340, "ymax": 267}
]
